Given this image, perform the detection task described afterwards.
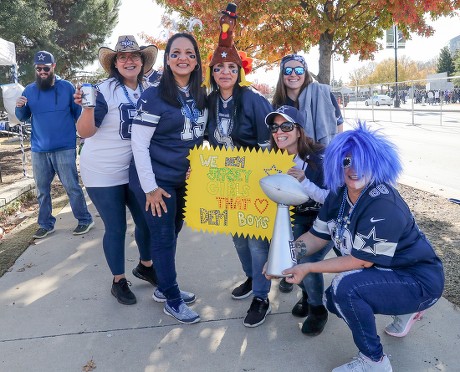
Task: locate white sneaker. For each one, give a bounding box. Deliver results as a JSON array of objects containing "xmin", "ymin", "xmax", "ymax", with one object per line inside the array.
[
  {"xmin": 384, "ymin": 311, "xmax": 425, "ymax": 337},
  {"xmin": 332, "ymin": 353, "xmax": 392, "ymax": 372}
]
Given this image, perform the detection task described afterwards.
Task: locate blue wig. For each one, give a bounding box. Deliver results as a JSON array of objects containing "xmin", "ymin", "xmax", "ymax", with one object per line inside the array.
[{"xmin": 323, "ymin": 121, "xmax": 402, "ymax": 192}]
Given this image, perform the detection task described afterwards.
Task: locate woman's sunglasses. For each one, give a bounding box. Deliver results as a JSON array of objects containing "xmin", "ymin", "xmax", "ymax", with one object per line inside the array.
[
  {"xmin": 283, "ymin": 66, "xmax": 305, "ymax": 76},
  {"xmin": 35, "ymin": 66, "xmax": 51, "ymax": 72},
  {"xmin": 342, "ymin": 157, "xmax": 352, "ymax": 168},
  {"xmin": 269, "ymin": 122, "xmax": 297, "ymax": 133}
]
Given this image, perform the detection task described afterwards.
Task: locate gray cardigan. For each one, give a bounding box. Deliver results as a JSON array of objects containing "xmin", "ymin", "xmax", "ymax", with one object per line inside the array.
[{"xmin": 297, "ymin": 82, "xmax": 337, "ymax": 145}]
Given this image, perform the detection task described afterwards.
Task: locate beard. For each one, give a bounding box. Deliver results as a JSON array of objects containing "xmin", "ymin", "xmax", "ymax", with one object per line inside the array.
[{"xmin": 36, "ymin": 71, "xmax": 55, "ymax": 90}]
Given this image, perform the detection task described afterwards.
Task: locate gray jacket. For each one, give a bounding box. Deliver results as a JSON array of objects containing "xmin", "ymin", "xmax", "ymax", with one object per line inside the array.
[{"xmin": 297, "ymin": 82, "xmax": 337, "ymax": 145}]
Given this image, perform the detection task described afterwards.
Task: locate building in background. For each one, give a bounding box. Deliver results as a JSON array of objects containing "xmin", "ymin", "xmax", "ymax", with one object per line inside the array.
[{"xmin": 449, "ymin": 35, "xmax": 460, "ymax": 54}]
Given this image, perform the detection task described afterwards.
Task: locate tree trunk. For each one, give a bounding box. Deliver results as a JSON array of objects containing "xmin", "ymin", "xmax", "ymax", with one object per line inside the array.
[{"xmin": 317, "ymin": 32, "xmax": 334, "ymax": 84}]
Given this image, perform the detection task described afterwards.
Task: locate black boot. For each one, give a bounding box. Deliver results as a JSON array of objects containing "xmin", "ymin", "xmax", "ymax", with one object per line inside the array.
[
  {"xmin": 279, "ymin": 278, "xmax": 294, "ymax": 293},
  {"xmin": 291, "ymin": 290, "xmax": 309, "ymax": 317},
  {"xmin": 301, "ymin": 304, "xmax": 328, "ymax": 336}
]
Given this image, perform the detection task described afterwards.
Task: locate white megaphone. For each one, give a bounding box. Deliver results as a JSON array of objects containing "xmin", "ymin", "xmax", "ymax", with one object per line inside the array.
[{"xmin": 259, "ymin": 173, "xmax": 310, "ymax": 277}]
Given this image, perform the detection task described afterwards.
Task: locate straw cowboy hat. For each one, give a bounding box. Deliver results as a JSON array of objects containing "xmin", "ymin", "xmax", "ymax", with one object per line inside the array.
[{"xmin": 98, "ymin": 35, "xmax": 158, "ymax": 73}]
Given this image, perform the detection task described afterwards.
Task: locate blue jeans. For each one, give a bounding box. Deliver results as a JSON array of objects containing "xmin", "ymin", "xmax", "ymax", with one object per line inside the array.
[
  {"xmin": 86, "ymin": 184, "xmax": 151, "ymax": 275},
  {"xmin": 232, "ymin": 235, "xmax": 270, "ymax": 299},
  {"xmin": 324, "ymin": 267, "xmax": 441, "ymax": 361},
  {"xmin": 32, "ymin": 149, "xmax": 92, "ymax": 230},
  {"xmin": 293, "ymin": 223, "xmax": 333, "ymax": 306},
  {"xmin": 129, "ymin": 164, "xmax": 184, "ymax": 303}
]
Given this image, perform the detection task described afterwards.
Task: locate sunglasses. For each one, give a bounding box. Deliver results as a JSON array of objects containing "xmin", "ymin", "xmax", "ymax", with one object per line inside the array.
[
  {"xmin": 283, "ymin": 66, "xmax": 305, "ymax": 76},
  {"xmin": 117, "ymin": 54, "xmax": 141, "ymax": 63},
  {"xmin": 342, "ymin": 157, "xmax": 352, "ymax": 168},
  {"xmin": 269, "ymin": 122, "xmax": 297, "ymax": 133},
  {"xmin": 35, "ymin": 66, "xmax": 51, "ymax": 72}
]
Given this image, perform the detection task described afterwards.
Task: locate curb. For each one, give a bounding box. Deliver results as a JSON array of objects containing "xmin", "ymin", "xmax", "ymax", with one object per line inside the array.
[{"xmin": 0, "ymin": 178, "xmax": 35, "ymax": 208}]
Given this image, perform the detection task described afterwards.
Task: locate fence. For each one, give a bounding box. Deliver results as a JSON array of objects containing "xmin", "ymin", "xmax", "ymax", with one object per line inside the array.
[{"xmin": 334, "ymin": 75, "xmax": 460, "ymax": 127}]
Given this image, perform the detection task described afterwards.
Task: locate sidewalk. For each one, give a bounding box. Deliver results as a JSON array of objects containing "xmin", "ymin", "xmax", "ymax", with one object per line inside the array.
[{"xmin": 0, "ymin": 198, "xmax": 459, "ymax": 371}]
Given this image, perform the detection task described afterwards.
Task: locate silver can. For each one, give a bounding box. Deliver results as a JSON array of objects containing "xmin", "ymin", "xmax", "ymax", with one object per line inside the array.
[{"xmin": 81, "ymin": 83, "xmax": 96, "ymax": 107}]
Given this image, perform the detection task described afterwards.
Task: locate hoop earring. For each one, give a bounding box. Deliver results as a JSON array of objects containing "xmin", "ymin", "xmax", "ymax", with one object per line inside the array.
[{"xmin": 194, "ymin": 64, "xmax": 201, "ymax": 71}]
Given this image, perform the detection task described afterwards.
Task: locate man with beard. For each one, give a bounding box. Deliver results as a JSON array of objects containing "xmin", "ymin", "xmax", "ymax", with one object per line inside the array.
[{"xmin": 15, "ymin": 51, "xmax": 94, "ymax": 239}]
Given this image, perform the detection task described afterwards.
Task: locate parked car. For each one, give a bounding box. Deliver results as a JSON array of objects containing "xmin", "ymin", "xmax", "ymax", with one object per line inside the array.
[{"xmin": 364, "ymin": 94, "xmax": 392, "ymax": 106}]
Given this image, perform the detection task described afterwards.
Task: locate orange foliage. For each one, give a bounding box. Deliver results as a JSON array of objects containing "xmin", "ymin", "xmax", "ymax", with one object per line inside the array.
[{"xmin": 147, "ymin": 0, "xmax": 460, "ymax": 84}]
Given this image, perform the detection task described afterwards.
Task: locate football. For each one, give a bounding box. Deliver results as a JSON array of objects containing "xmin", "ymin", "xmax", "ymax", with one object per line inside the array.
[{"xmin": 259, "ymin": 173, "xmax": 309, "ymax": 205}]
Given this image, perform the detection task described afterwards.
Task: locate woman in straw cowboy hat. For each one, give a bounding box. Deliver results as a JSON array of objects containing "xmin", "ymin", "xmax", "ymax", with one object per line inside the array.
[
  {"xmin": 74, "ymin": 35, "xmax": 158, "ymax": 306},
  {"xmin": 129, "ymin": 32, "xmax": 207, "ymax": 324}
]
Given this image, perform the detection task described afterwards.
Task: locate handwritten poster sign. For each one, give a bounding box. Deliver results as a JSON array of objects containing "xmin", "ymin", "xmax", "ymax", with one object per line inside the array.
[{"xmin": 185, "ymin": 146, "xmax": 294, "ymax": 239}]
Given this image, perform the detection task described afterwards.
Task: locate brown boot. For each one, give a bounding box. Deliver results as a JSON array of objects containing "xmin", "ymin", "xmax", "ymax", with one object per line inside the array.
[
  {"xmin": 291, "ymin": 290, "xmax": 309, "ymax": 317},
  {"xmin": 301, "ymin": 304, "xmax": 328, "ymax": 336}
]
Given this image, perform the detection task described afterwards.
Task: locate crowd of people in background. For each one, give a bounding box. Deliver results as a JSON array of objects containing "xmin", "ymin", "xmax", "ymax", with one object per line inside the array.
[{"xmin": 412, "ymin": 88, "xmax": 460, "ymax": 104}]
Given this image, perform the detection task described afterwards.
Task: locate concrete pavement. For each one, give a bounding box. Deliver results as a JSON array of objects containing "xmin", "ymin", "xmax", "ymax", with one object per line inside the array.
[{"xmin": 0, "ymin": 197, "xmax": 459, "ymax": 372}]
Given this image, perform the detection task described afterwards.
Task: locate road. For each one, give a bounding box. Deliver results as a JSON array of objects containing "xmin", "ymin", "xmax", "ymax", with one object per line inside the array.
[{"xmin": 342, "ymin": 102, "xmax": 460, "ymax": 200}]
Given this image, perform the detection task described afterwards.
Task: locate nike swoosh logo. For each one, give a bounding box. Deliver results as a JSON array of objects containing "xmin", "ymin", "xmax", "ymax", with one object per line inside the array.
[
  {"xmin": 141, "ymin": 99, "xmax": 147, "ymax": 103},
  {"xmin": 370, "ymin": 217, "xmax": 385, "ymax": 223}
]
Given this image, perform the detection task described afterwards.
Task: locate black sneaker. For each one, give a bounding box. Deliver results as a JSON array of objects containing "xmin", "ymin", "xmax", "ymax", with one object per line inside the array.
[
  {"xmin": 73, "ymin": 221, "xmax": 95, "ymax": 235},
  {"xmin": 33, "ymin": 227, "xmax": 54, "ymax": 239},
  {"xmin": 279, "ymin": 278, "xmax": 294, "ymax": 293},
  {"xmin": 231, "ymin": 277, "xmax": 253, "ymax": 299},
  {"xmin": 132, "ymin": 262, "xmax": 158, "ymax": 286},
  {"xmin": 243, "ymin": 297, "xmax": 271, "ymax": 328},
  {"xmin": 111, "ymin": 278, "xmax": 136, "ymax": 305},
  {"xmin": 301, "ymin": 304, "xmax": 328, "ymax": 336},
  {"xmin": 292, "ymin": 290, "xmax": 309, "ymax": 317}
]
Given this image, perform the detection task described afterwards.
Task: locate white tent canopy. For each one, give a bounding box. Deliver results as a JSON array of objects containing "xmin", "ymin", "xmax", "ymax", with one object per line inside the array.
[
  {"xmin": 0, "ymin": 37, "xmax": 17, "ymax": 66},
  {"xmin": 0, "ymin": 37, "xmax": 23, "ymax": 124}
]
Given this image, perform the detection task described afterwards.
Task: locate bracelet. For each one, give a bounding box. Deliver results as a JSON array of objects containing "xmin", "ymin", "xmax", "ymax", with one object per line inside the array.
[{"xmin": 146, "ymin": 187, "xmax": 158, "ymax": 196}]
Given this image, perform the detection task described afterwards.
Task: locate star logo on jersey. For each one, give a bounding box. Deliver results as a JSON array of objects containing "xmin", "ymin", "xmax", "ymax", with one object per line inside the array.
[
  {"xmin": 120, "ymin": 36, "xmax": 135, "ymax": 49},
  {"xmin": 355, "ymin": 226, "xmax": 387, "ymax": 256},
  {"xmin": 263, "ymin": 165, "xmax": 283, "ymax": 176}
]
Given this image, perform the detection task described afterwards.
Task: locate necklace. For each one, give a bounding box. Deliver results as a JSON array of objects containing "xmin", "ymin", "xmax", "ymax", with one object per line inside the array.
[
  {"xmin": 333, "ymin": 183, "xmax": 371, "ymax": 247},
  {"xmin": 121, "ymin": 82, "xmax": 144, "ymax": 108},
  {"xmin": 220, "ymin": 95, "xmax": 233, "ymax": 108},
  {"xmin": 216, "ymin": 96, "xmax": 234, "ymax": 145},
  {"xmin": 177, "ymin": 90, "xmax": 200, "ymax": 123}
]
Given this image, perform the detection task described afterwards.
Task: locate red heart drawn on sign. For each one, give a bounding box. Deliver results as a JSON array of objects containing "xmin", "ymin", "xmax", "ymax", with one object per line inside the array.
[{"xmin": 254, "ymin": 199, "xmax": 268, "ymax": 214}]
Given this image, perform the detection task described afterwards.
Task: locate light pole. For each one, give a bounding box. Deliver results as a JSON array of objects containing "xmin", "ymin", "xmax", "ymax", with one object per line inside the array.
[{"xmin": 394, "ymin": 24, "xmax": 400, "ymax": 108}]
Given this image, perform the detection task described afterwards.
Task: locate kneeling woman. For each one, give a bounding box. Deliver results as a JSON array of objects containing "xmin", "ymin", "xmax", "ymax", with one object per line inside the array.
[{"xmin": 266, "ymin": 123, "xmax": 444, "ymax": 372}]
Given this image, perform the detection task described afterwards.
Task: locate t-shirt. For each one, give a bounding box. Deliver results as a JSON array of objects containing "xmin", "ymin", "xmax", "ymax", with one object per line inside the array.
[
  {"xmin": 132, "ymin": 85, "xmax": 207, "ymax": 187},
  {"xmin": 80, "ymin": 78, "xmax": 147, "ymax": 187},
  {"xmin": 311, "ymin": 182, "xmax": 444, "ymax": 297},
  {"xmin": 207, "ymin": 88, "xmax": 271, "ymax": 150}
]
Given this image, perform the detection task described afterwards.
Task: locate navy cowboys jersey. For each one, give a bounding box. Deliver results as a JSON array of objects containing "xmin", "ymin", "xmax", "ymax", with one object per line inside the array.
[
  {"xmin": 207, "ymin": 88, "xmax": 272, "ymax": 150},
  {"xmin": 133, "ymin": 85, "xmax": 207, "ymax": 187},
  {"xmin": 311, "ymin": 182, "xmax": 444, "ymax": 297}
]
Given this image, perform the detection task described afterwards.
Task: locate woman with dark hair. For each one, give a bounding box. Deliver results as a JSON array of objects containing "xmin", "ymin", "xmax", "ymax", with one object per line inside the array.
[
  {"xmin": 272, "ymin": 53, "xmax": 341, "ymax": 295},
  {"xmin": 266, "ymin": 105, "xmax": 331, "ymax": 336},
  {"xmin": 74, "ymin": 35, "xmax": 158, "ymax": 305},
  {"xmin": 266, "ymin": 122, "xmax": 444, "ymax": 372},
  {"xmin": 129, "ymin": 32, "xmax": 207, "ymax": 324},
  {"xmin": 203, "ymin": 3, "xmax": 273, "ymax": 328},
  {"xmin": 272, "ymin": 54, "xmax": 340, "ymax": 144}
]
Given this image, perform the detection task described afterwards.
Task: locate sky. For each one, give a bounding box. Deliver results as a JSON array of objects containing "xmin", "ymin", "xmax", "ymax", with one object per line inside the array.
[{"xmin": 104, "ymin": 0, "xmax": 460, "ymax": 85}]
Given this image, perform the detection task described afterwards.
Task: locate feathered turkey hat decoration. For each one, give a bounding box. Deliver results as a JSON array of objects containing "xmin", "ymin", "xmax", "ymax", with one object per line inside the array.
[{"xmin": 202, "ymin": 3, "xmax": 252, "ymax": 89}]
